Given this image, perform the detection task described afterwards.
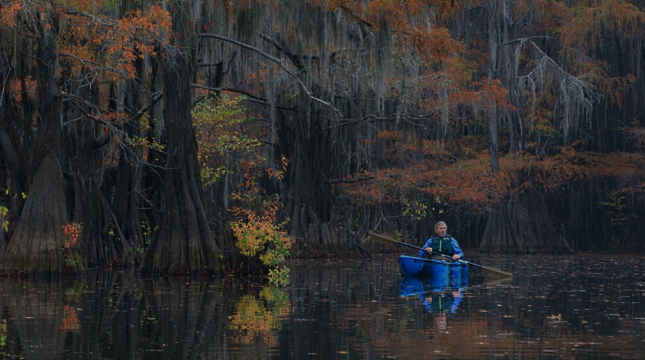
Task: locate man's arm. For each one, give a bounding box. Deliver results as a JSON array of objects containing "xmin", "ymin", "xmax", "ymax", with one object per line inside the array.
[
  {"xmin": 419, "ymin": 239, "xmax": 432, "ymax": 258},
  {"xmin": 451, "ymin": 239, "xmax": 465, "ymax": 259}
]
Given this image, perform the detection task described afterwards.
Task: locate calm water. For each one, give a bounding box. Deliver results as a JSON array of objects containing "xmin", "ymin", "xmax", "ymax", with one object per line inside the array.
[{"xmin": 0, "ymin": 254, "xmax": 644, "ymax": 359}]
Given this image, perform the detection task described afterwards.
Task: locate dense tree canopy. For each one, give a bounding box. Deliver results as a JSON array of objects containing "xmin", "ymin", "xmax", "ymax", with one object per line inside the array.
[{"xmin": 1, "ymin": 0, "xmax": 644, "ymax": 276}]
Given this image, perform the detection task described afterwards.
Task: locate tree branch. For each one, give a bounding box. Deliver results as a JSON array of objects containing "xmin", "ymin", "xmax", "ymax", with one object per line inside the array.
[
  {"xmin": 199, "ymin": 33, "xmax": 343, "ymax": 117},
  {"xmin": 59, "ymin": 53, "xmax": 129, "ymax": 77},
  {"xmin": 192, "ymin": 83, "xmax": 298, "ymax": 112},
  {"xmin": 63, "ymin": 11, "xmax": 116, "ymax": 27},
  {"xmin": 327, "ymin": 176, "xmax": 375, "ymax": 184}
]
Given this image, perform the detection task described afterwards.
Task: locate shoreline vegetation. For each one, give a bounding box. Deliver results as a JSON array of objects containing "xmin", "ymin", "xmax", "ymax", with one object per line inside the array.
[{"xmin": 0, "ymin": 1, "xmax": 644, "ymax": 280}]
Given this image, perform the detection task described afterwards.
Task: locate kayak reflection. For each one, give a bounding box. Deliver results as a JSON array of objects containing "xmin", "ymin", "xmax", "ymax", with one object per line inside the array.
[{"xmin": 399, "ymin": 265, "xmax": 468, "ymax": 316}]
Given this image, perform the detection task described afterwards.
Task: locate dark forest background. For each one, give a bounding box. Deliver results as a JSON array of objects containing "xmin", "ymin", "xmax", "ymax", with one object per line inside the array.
[{"xmin": 1, "ymin": 0, "xmax": 645, "ymax": 277}]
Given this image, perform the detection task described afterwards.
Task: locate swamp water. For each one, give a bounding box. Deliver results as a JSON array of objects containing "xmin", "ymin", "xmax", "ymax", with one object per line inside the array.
[{"xmin": 0, "ymin": 254, "xmax": 643, "ymax": 359}]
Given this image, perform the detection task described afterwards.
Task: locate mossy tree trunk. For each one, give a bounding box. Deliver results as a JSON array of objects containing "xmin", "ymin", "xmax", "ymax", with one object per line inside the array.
[
  {"xmin": 140, "ymin": 0, "xmax": 222, "ymax": 276},
  {"xmin": 480, "ymin": 190, "xmax": 573, "ymax": 254},
  {"xmin": 0, "ymin": 153, "xmax": 83, "ymax": 276},
  {"xmin": 0, "ymin": 7, "xmax": 84, "ymax": 276},
  {"xmin": 64, "ymin": 78, "xmax": 138, "ymax": 269}
]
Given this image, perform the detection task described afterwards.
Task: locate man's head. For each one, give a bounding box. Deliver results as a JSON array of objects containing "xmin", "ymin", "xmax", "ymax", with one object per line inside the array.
[
  {"xmin": 434, "ymin": 221, "xmax": 447, "ymax": 237},
  {"xmin": 435, "ymin": 314, "xmax": 447, "ymax": 330}
]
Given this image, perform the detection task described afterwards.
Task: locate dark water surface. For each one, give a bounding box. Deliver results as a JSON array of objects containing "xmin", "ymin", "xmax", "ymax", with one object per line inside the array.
[{"xmin": 0, "ymin": 254, "xmax": 644, "ymax": 359}]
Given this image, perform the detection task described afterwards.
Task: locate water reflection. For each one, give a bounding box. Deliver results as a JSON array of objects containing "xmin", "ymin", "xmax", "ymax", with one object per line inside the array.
[
  {"xmin": 229, "ymin": 287, "xmax": 291, "ymax": 350},
  {"xmin": 399, "ymin": 266, "xmax": 468, "ymax": 316},
  {"xmin": 0, "ymin": 279, "xmax": 86, "ymax": 358},
  {"xmin": 399, "ymin": 266, "xmax": 466, "ymax": 334},
  {"xmin": 0, "ymin": 255, "xmax": 642, "ymax": 359}
]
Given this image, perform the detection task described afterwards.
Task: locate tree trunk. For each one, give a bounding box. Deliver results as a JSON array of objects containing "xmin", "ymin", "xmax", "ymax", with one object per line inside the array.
[
  {"xmin": 280, "ymin": 108, "xmax": 340, "ymax": 254},
  {"xmin": 140, "ymin": 0, "xmax": 222, "ymax": 276},
  {"xmin": 480, "ymin": 190, "xmax": 573, "ymax": 254},
  {"xmin": 62, "ymin": 78, "xmax": 138, "ymax": 269},
  {"xmin": 0, "ymin": 153, "xmax": 84, "ymax": 276},
  {"xmin": 487, "ymin": 0, "xmax": 501, "ymax": 173},
  {"xmin": 0, "ymin": 7, "xmax": 85, "ymax": 276}
]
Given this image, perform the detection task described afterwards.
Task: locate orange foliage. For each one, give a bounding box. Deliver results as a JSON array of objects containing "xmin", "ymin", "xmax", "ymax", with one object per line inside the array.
[
  {"xmin": 415, "ymin": 27, "xmax": 465, "ymax": 64},
  {"xmin": 3, "ymin": 1, "xmax": 172, "ymax": 89},
  {"xmin": 555, "ymin": 0, "xmax": 642, "ymax": 91},
  {"xmin": 311, "ymin": 0, "xmax": 459, "ymax": 62},
  {"xmin": 60, "ymin": 305, "xmax": 80, "ymax": 332},
  {"xmin": 341, "ymin": 127, "xmax": 645, "ymax": 214},
  {"xmin": 8, "ymin": 77, "xmax": 37, "ymax": 103},
  {"xmin": 62, "ymin": 222, "xmax": 83, "ymax": 249},
  {"xmin": 58, "ymin": 5, "xmax": 171, "ymax": 79},
  {"xmin": 0, "ymin": 1, "xmax": 21, "ymax": 26},
  {"xmin": 625, "ymin": 123, "xmax": 645, "ymax": 150},
  {"xmin": 342, "ymin": 130, "xmax": 511, "ymax": 211}
]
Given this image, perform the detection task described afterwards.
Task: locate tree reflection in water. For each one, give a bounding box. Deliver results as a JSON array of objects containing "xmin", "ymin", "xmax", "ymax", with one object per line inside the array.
[
  {"xmin": 0, "ymin": 271, "xmax": 290, "ymax": 359},
  {"xmin": 0, "ymin": 255, "xmax": 643, "ymax": 359},
  {"xmin": 229, "ymin": 287, "xmax": 291, "ymax": 347}
]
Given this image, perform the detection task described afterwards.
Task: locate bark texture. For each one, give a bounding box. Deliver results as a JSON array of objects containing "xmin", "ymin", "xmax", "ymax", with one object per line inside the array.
[
  {"xmin": 0, "ymin": 153, "xmax": 84, "ymax": 276},
  {"xmin": 140, "ymin": 0, "xmax": 222, "ymax": 276},
  {"xmin": 480, "ymin": 190, "xmax": 573, "ymax": 254},
  {"xmin": 0, "ymin": 6, "xmax": 84, "ymax": 276}
]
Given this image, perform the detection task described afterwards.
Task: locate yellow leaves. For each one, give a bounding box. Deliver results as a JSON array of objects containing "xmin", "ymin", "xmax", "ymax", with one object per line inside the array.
[
  {"xmin": 126, "ymin": 135, "xmax": 165, "ymax": 152},
  {"xmin": 546, "ymin": 314, "xmax": 562, "ymax": 321},
  {"xmin": 0, "ymin": 206, "xmax": 9, "ymax": 232},
  {"xmin": 193, "ymin": 95, "xmax": 272, "ymax": 188},
  {"xmin": 230, "ymin": 199, "xmax": 292, "ymax": 285},
  {"xmin": 280, "ymin": 154, "xmax": 290, "ymax": 171},
  {"xmin": 228, "ymin": 287, "xmax": 291, "ymax": 346},
  {"xmin": 140, "ymin": 112, "xmax": 151, "ymax": 132},
  {"xmin": 403, "ymin": 201, "xmax": 427, "ymax": 220}
]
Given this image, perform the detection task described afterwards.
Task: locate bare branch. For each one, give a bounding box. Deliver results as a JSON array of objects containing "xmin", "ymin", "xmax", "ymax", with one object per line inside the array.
[
  {"xmin": 327, "ymin": 176, "xmax": 375, "ymax": 184},
  {"xmin": 199, "ymin": 33, "xmax": 343, "ymax": 117},
  {"xmin": 59, "ymin": 53, "xmax": 129, "ymax": 77},
  {"xmin": 127, "ymin": 92, "xmax": 163, "ymax": 123},
  {"xmin": 63, "ymin": 11, "xmax": 116, "ymax": 27},
  {"xmin": 501, "ymin": 36, "xmax": 551, "ymax": 46},
  {"xmin": 192, "ymin": 83, "xmax": 298, "ymax": 112}
]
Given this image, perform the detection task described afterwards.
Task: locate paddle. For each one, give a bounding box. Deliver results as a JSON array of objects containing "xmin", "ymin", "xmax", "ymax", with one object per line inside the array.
[{"xmin": 368, "ymin": 230, "xmax": 513, "ymax": 277}]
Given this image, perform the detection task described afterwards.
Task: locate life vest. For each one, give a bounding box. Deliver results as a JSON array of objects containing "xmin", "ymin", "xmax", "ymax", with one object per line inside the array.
[
  {"xmin": 429, "ymin": 235, "xmax": 454, "ymax": 255},
  {"xmin": 422, "ymin": 291, "xmax": 455, "ymax": 314},
  {"xmin": 431, "ymin": 293, "xmax": 454, "ymax": 314}
]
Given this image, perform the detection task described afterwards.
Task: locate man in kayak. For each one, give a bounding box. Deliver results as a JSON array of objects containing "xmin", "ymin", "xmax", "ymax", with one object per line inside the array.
[{"xmin": 419, "ymin": 221, "xmax": 465, "ymax": 261}]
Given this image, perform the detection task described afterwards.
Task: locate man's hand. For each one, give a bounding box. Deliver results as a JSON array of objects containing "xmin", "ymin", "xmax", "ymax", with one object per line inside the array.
[
  {"xmin": 452, "ymin": 254, "xmax": 461, "ymax": 261},
  {"xmin": 425, "ymin": 247, "xmax": 433, "ymax": 255}
]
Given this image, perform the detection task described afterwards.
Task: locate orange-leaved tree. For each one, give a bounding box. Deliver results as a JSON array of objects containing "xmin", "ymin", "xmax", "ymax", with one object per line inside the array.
[{"xmin": 0, "ymin": 0, "xmax": 171, "ymax": 275}]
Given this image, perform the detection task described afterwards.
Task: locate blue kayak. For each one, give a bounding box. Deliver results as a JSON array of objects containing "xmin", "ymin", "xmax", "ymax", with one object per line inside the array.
[{"xmin": 398, "ymin": 255, "xmax": 468, "ymax": 276}]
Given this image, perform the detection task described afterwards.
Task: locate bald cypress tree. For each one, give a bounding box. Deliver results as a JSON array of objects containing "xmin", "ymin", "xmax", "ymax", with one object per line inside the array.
[{"xmin": 140, "ymin": 0, "xmax": 222, "ymax": 276}]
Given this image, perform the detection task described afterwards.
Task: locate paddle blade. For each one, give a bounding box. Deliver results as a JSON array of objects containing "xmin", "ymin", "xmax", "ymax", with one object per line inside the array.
[
  {"xmin": 481, "ymin": 265, "xmax": 513, "ymax": 277},
  {"xmin": 483, "ymin": 275, "xmax": 513, "ymax": 286},
  {"xmin": 368, "ymin": 230, "xmax": 398, "ymax": 246}
]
